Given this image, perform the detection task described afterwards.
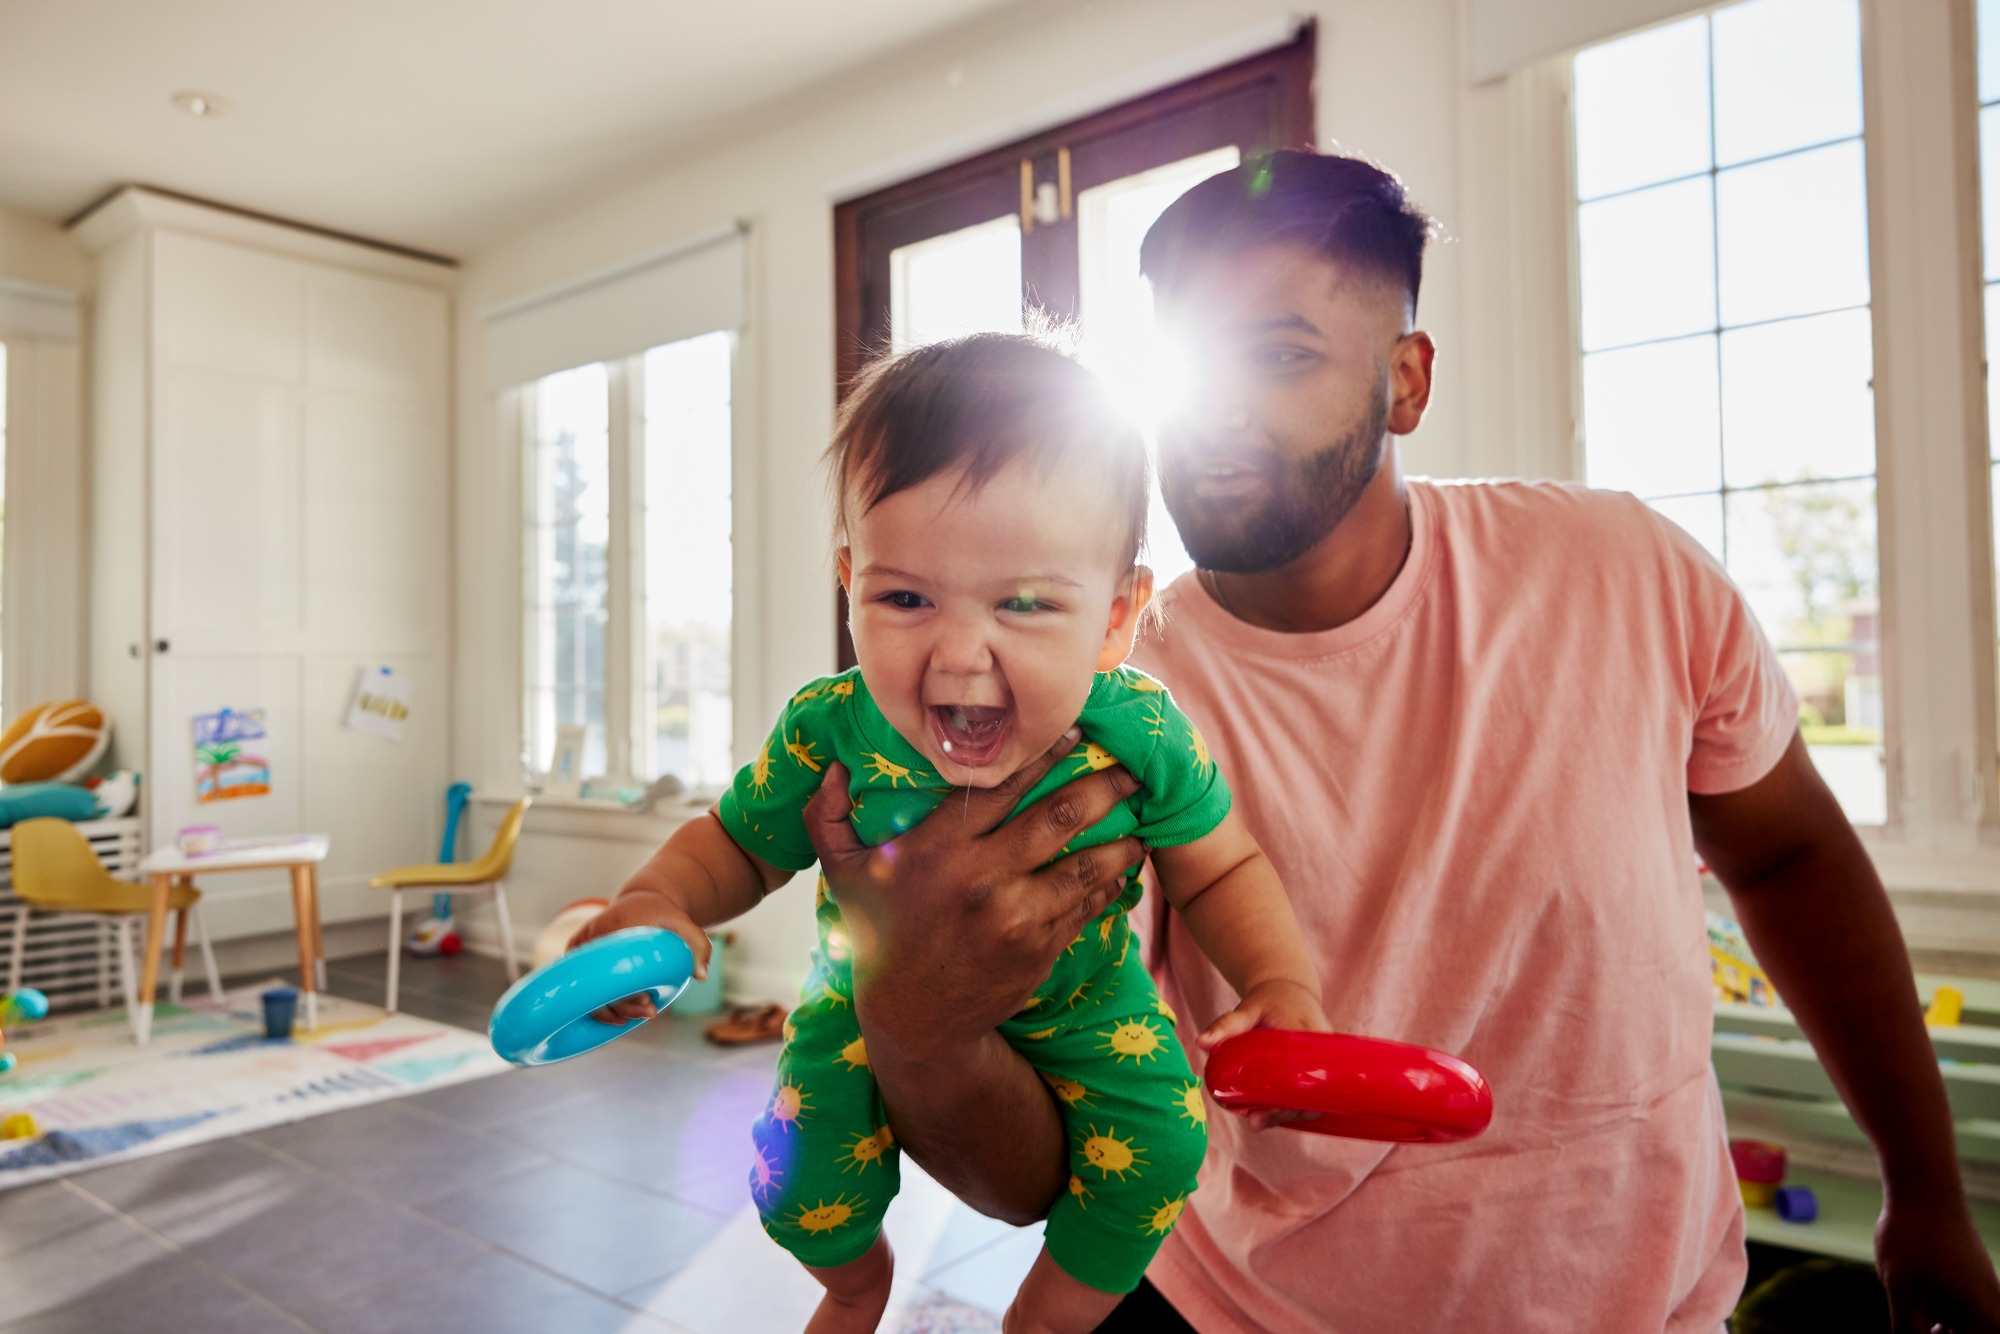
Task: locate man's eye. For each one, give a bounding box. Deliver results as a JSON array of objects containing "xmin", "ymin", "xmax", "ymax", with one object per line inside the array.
[{"xmin": 881, "ymin": 591, "xmax": 928, "ymax": 610}]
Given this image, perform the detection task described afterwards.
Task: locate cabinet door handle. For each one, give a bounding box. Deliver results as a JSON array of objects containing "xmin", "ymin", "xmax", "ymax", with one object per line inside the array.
[{"xmin": 155, "ymin": 639, "xmax": 171, "ymax": 654}]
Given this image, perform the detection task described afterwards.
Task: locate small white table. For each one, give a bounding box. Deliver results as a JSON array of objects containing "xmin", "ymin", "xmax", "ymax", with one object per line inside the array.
[{"xmin": 135, "ymin": 835, "xmax": 330, "ymax": 1042}]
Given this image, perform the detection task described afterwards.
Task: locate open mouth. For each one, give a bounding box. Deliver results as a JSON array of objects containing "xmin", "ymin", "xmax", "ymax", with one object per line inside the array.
[{"xmin": 929, "ymin": 704, "xmax": 1011, "ymax": 768}]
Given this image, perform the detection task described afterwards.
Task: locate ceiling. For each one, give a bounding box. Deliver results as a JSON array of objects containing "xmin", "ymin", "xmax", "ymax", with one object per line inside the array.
[{"xmin": 0, "ymin": 0, "xmax": 1021, "ymax": 258}]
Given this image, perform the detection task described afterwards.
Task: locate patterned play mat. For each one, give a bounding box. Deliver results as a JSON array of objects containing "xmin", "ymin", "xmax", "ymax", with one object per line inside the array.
[{"xmin": 0, "ymin": 984, "xmax": 505, "ymax": 1189}]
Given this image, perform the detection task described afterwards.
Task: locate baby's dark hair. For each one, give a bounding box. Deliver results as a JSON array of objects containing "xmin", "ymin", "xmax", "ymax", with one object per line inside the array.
[{"xmin": 826, "ymin": 330, "xmax": 1150, "ymax": 565}]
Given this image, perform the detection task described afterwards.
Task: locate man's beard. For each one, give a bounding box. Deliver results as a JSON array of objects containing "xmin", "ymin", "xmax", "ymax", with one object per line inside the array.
[{"xmin": 1159, "ymin": 390, "xmax": 1391, "ymax": 574}]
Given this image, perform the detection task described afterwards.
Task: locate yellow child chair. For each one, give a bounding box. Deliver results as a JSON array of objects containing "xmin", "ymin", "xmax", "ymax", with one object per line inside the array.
[
  {"xmin": 371, "ymin": 798, "xmax": 529, "ymax": 1012},
  {"xmin": 7, "ymin": 817, "xmax": 224, "ymax": 1040}
]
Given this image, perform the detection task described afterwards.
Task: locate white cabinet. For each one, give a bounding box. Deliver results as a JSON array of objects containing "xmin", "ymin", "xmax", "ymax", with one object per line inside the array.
[{"xmin": 73, "ymin": 190, "xmax": 453, "ymax": 942}]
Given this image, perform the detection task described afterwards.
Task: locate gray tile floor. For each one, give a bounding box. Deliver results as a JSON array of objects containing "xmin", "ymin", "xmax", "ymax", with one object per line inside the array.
[{"xmin": 0, "ymin": 953, "xmax": 1036, "ymax": 1333}]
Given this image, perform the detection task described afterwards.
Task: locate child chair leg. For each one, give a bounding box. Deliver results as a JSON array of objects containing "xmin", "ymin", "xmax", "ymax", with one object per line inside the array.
[
  {"xmin": 492, "ymin": 881, "xmax": 520, "ymax": 981},
  {"xmin": 6, "ymin": 905, "xmax": 27, "ymax": 994},
  {"xmin": 170, "ymin": 906, "xmax": 190, "ymax": 1005},
  {"xmin": 115, "ymin": 918, "xmax": 143, "ymax": 1040},
  {"xmin": 385, "ymin": 890, "xmax": 404, "ymax": 1013},
  {"xmin": 194, "ymin": 905, "xmax": 224, "ymax": 1003},
  {"xmin": 98, "ymin": 920, "xmax": 112, "ymax": 1009}
]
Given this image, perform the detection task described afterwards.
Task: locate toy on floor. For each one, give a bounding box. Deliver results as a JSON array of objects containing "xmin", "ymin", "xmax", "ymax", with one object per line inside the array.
[
  {"xmin": 530, "ymin": 897, "xmax": 611, "ymax": 971},
  {"xmin": 488, "ymin": 926, "xmax": 694, "ymax": 1065},
  {"xmin": 1731, "ymin": 1137, "xmax": 1816, "ymax": 1222},
  {"xmin": 0, "ymin": 1112, "xmax": 37, "ymax": 1139},
  {"xmin": 1926, "ymin": 985, "xmax": 1965, "ymax": 1028},
  {"xmin": 0, "ymin": 988, "xmax": 49, "ymax": 1077},
  {"xmin": 407, "ymin": 782, "xmax": 473, "ymax": 957},
  {"xmin": 1203, "ymin": 1029, "xmax": 1493, "ymax": 1142},
  {"xmin": 1709, "ymin": 909, "xmax": 1778, "ymax": 1007}
]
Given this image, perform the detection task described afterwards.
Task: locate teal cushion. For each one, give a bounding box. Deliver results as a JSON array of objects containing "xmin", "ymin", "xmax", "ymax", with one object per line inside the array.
[{"xmin": 0, "ymin": 783, "xmax": 103, "ymax": 829}]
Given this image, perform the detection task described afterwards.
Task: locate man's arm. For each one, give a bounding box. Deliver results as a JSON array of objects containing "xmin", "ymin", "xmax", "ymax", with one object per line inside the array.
[
  {"xmin": 801, "ymin": 727, "xmax": 1145, "ymax": 1225},
  {"xmin": 1692, "ymin": 731, "xmax": 2000, "ymax": 1333}
]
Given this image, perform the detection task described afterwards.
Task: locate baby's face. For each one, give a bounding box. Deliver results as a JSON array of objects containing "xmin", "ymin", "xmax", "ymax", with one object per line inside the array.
[{"xmin": 842, "ymin": 460, "xmax": 1148, "ymax": 789}]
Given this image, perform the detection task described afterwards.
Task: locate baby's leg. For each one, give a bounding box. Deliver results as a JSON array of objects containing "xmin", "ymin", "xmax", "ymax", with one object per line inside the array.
[
  {"xmin": 805, "ymin": 1233, "xmax": 894, "ymax": 1334},
  {"xmin": 1000, "ymin": 916, "xmax": 1208, "ymax": 1329},
  {"xmin": 752, "ymin": 958, "xmax": 902, "ymax": 1332}
]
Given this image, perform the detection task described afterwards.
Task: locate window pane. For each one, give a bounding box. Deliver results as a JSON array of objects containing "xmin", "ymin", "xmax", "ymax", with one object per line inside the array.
[
  {"xmin": 1582, "ymin": 336, "xmax": 1722, "ymax": 498},
  {"xmin": 1579, "ymin": 178, "xmax": 1717, "ymax": 351},
  {"xmin": 1984, "ymin": 106, "xmax": 2000, "ymax": 283},
  {"xmin": 1716, "ymin": 140, "xmax": 1869, "ymax": 327},
  {"xmin": 1721, "ymin": 307, "xmax": 1875, "ymax": 489},
  {"xmin": 643, "ymin": 331, "xmax": 734, "ymax": 790},
  {"xmin": 1078, "ymin": 145, "xmax": 1240, "ymax": 592},
  {"xmin": 890, "ymin": 215, "xmax": 1023, "ymax": 352},
  {"xmin": 1648, "ymin": 493, "xmax": 1726, "ymax": 564},
  {"xmin": 1726, "ymin": 478, "xmax": 1883, "ymax": 823},
  {"xmin": 1712, "ymin": 0, "xmax": 1862, "ymax": 167},
  {"xmin": 1573, "ymin": 16, "xmax": 1712, "ymax": 201},
  {"xmin": 1989, "ymin": 284, "xmax": 2000, "ymax": 462},
  {"xmin": 1982, "ymin": 0, "xmax": 2000, "ymax": 105},
  {"xmin": 526, "ymin": 363, "xmax": 610, "ymax": 779}
]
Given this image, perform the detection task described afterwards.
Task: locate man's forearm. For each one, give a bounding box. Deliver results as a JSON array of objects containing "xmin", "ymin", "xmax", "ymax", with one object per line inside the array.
[
  {"xmin": 1727, "ymin": 837, "xmax": 1963, "ymax": 1204},
  {"xmin": 865, "ymin": 1026, "xmax": 1068, "ymax": 1225}
]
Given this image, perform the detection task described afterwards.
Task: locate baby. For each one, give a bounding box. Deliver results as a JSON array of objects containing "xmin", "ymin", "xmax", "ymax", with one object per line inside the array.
[{"xmin": 575, "ymin": 333, "xmax": 1326, "ymax": 1334}]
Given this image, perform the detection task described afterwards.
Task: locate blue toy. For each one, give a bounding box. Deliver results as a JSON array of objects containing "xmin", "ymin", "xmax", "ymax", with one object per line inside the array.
[
  {"xmin": 407, "ymin": 782, "xmax": 473, "ymax": 956},
  {"xmin": 488, "ymin": 927, "xmax": 694, "ymax": 1066},
  {"xmin": 0, "ymin": 988, "xmax": 49, "ymax": 1077}
]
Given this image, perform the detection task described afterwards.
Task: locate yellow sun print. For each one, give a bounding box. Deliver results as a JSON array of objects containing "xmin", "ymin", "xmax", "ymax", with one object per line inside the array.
[
  {"xmin": 769, "ymin": 1079, "xmax": 813, "ymax": 1130},
  {"xmin": 751, "ymin": 1141, "xmax": 783, "ymax": 1199},
  {"xmin": 791, "ymin": 1194, "xmax": 867, "ymax": 1234},
  {"xmin": 1024, "ymin": 1026, "xmax": 1059, "ymax": 1041},
  {"xmin": 1144, "ymin": 1194, "xmax": 1187, "ymax": 1235},
  {"xmin": 842, "ymin": 1125, "xmax": 895, "ymax": 1174},
  {"xmin": 1143, "ymin": 700, "xmax": 1167, "ymax": 738},
  {"xmin": 1154, "ymin": 995, "xmax": 1177, "ymax": 1024},
  {"xmin": 792, "ymin": 683, "xmax": 824, "ymax": 705},
  {"xmin": 785, "ymin": 731, "xmax": 824, "ymax": 772},
  {"xmin": 837, "ymin": 1035, "xmax": 869, "ymax": 1071},
  {"xmin": 749, "ymin": 741, "xmax": 775, "ymax": 797},
  {"xmin": 1177, "ymin": 1082, "xmax": 1207, "ymax": 1129},
  {"xmin": 1069, "ymin": 1174, "xmax": 1095, "ymax": 1208},
  {"xmin": 1040, "ymin": 1071, "xmax": 1094, "ymax": 1107},
  {"xmin": 862, "ymin": 751, "xmax": 923, "ymax": 788},
  {"xmin": 1071, "ymin": 742, "xmax": 1118, "ymax": 774},
  {"xmin": 1187, "ymin": 724, "xmax": 1213, "ymax": 778},
  {"xmin": 1079, "ymin": 1125, "xmax": 1147, "ymax": 1181},
  {"xmin": 1100, "ymin": 1018, "xmax": 1165, "ymax": 1064},
  {"xmin": 1098, "ymin": 916, "xmax": 1119, "ymax": 950},
  {"xmin": 828, "ymin": 679, "xmax": 855, "ymax": 698},
  {"xmin": 1119, "ymin": 668, "xmax": 1164, "ymax": 693}
]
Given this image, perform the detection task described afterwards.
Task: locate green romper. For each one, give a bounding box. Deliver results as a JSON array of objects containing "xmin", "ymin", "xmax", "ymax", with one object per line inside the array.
[{"xmin": 716, "ymin": 665, "xmax": 1227, "ymax": 1294}]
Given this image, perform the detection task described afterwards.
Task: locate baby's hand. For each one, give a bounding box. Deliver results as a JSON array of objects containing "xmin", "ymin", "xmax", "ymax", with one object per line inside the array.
[
  {"xmin": 568, "ymin": 885, "xmax": 711, "ymax": 1025},
  {"xmin": 1198, "ymin": 979, "xmax": 1332, "ymax": 1131}
]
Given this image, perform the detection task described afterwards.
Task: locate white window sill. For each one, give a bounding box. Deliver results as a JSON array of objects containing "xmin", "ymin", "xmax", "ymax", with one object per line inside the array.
[{"xmin": 471, "ymin": 789, "xmax": 716, "ymax": 843}]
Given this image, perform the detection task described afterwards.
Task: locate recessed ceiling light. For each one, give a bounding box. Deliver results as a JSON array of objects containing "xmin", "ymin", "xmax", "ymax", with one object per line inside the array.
[{"xmin": 170, "ymin": 91, "xmax": 229, "ymax": 118}]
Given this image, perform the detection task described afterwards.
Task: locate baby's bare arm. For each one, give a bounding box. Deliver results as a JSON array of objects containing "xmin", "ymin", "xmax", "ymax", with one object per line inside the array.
[
  {"xmin": 570, "ymin": 811, "xmax": 788, "ymax": 1018},
  {"xmin": 1151, "ymin": 809, "xmax": 1325, "ymax": 1041}
]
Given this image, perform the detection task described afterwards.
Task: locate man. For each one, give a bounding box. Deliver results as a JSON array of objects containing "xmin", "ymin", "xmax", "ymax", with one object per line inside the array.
[{"xmin": 800, "ymin": 151, "xmax": 2000, "ymax": 1331}]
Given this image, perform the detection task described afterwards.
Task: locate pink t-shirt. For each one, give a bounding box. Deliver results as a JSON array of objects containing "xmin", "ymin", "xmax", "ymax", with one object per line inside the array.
[{"xmin": 1128, "ymin": 479, "xmax": 1797, "ymax": 1334}]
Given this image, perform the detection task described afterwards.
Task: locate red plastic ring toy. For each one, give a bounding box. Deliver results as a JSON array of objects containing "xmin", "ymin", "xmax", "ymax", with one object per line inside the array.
[{"xmin": 1204, "ymin": 1029, "xmax": 1494, "ymax": 1143}]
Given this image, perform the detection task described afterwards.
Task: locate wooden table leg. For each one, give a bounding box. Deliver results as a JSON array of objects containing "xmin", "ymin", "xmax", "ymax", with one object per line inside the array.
[
  {"xmin": 310, "ymin": 872, "xmax": 327, "ymax": 992},
  {"xmin": 289, "ymin": 864, "xmax": 319, "ymax": 1032},
  {"xmin": 135, "ymin": 873, "xmax": 172, "ymax": 1044},
  {"xmin": 170, "ymin": 883, "xmax": 191, "ymax": 1005}
]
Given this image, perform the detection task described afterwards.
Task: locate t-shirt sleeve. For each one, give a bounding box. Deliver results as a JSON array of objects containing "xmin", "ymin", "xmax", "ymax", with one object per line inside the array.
[
  {"xmin": 1651, "ymin": 509, "xmax": 1800, "ymax": 795},
  {"xmin": 1131, "ymin": 686, "xmax": 1233, "ymax": 848},
  {"xmin": 714, "ymin": 688, "xmax": 836, "ymax": 872}
]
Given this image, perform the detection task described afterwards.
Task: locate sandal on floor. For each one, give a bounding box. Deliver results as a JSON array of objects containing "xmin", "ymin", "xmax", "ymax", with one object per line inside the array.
[{"xmin": 703, "ymin": 1002, "xmax": 787, "ymax": 1046}]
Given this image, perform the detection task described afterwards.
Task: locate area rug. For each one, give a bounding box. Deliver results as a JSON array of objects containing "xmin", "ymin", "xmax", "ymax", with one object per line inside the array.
[{"xmin": 0, "ymin": 984, "xmax": 507, "ymax": 1190}]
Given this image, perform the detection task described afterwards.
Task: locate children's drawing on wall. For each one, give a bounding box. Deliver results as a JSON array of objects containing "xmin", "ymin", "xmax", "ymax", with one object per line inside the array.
[
  {"xmin": 193, "ymin": 708, "xmax": 272, "ymax": 803},
  {"xmin": 344, "ymin": 665, "xmax": 412, "ymax": 742}
]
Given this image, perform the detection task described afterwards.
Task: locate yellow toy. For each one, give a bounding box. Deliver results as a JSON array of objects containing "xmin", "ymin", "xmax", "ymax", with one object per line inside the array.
[
  {"xmin": 0, "ymin": 1113, "xmax": 36, "ymax": 1139},
  {"xmin": 1707, "ymin": 911, "xmax": 1777, "ymax": 1007}
]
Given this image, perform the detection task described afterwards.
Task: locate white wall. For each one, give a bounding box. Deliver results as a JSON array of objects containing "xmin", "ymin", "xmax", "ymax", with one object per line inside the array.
[
  {"xmin": 452, "ymin": 0, "xmax": 1480, "ymax": 1000},
  {"xmin": 0, "ymin": 203, "xmax": 91, "ymax": 716}
]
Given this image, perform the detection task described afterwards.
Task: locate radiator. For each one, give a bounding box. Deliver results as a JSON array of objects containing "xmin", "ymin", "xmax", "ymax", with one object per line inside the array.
[{"xmin": 0, "ymin": 817, "xmax": 146, "ymax": 1012}]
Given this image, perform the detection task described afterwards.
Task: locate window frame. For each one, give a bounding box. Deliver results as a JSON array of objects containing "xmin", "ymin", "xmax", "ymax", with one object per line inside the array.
[
  {"xmin": 1566, "ymin": 0, "xmax": 1898, "ymax": 831},
  {"xmin": 517, "ymin": 337, "xmax": 738, "ymax": 794},
  {"xmin": 830, "ymin": 28, "xmax": 1316, "ymax": 669}
]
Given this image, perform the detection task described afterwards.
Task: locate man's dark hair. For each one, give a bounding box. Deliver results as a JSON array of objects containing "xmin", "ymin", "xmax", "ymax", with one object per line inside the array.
[
  {"xmin": 1138, "ymin": 150, "xmax": 1436, "ymax": 313},
  {"xmin": 826, "ymin": 330, "xmax": 1149, "ymax": 563}
]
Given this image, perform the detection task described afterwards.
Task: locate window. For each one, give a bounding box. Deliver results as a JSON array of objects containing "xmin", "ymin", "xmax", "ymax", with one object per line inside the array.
[
  {"xmin": 1574, "ymin": 0, "xmax": 1883, "ymax": 824},
  {"xmin": 523, "ymin": 331, "xmax": 733, "ymax": 791},
  {"xmin": 1980, "ymin": 0, "xmax": 2000, "ymax": 777},
  {"xmin": 833, "ymin": 30, "xmax": 1314, "ymax": 667},
  {"xmin": 0, "ymin": 339, "xmax": 7, "ymax": 712}
]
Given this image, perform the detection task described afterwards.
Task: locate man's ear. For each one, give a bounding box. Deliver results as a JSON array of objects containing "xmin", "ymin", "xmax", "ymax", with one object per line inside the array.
[
  {"xmin": 1096, "ymin": 565, "xmax": 1156, "ymax": 671},
  {"xmin": 1387, "ymin": 331, "xmax": 1436, "ymax": 437},
  {"xmin": 837, "ymin": 547, "xmax": 852, "ymax": 594}
]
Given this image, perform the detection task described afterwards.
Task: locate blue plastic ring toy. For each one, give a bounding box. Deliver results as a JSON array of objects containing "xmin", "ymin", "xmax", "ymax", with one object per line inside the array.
[{"xmin": 488, "ymin": 926, "xmax": 695, "ymax": 1066}]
